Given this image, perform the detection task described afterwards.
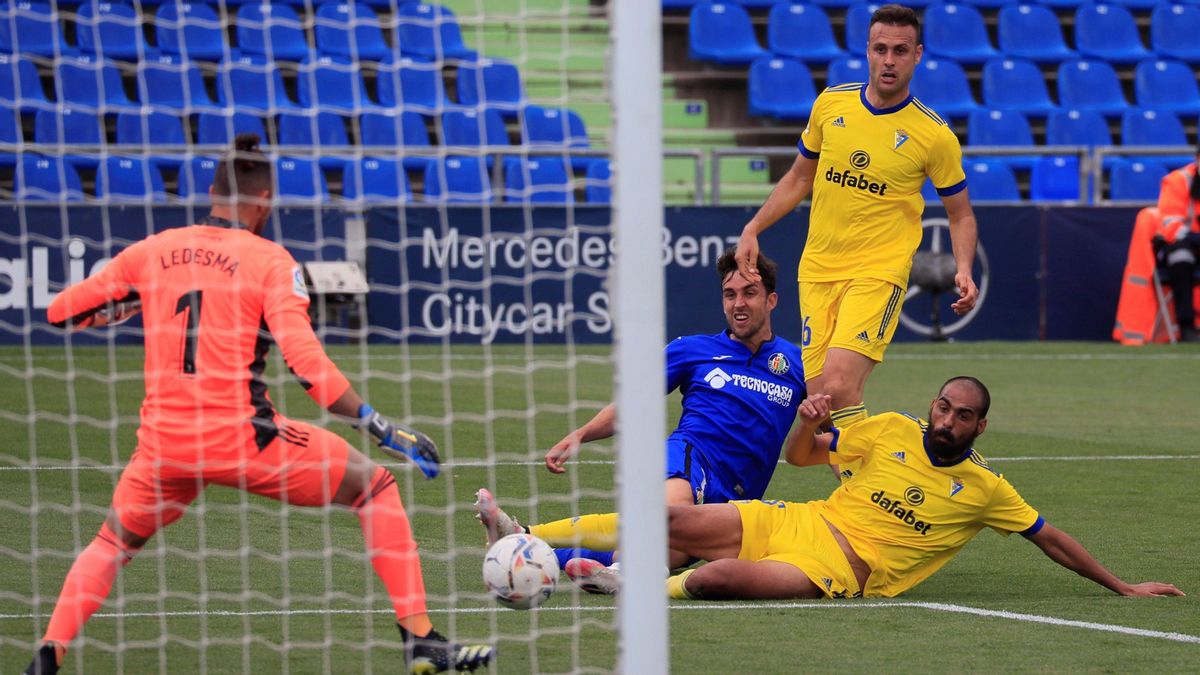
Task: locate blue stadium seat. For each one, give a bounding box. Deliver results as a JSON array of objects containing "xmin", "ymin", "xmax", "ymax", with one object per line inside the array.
[
  {"xmin": 115, "ymin": 110, "xmax": 186, "ymax": 146},
  {"xmin": 136, "ymin": 51, "xmax": 217, "ymax": 113},
  {"xmin": 689, "ymin": 2, "xmax": 768, "ymax": 65},
  {"xmin": 1121, "ymin": 108, "xmax": 1187, "ymax": 147},
  {"xmin": 909, "ymin": 58, "xmax": 978, "ymax": 120},
  {"xmin": 1046, "ymin": 109, "xmax": 1112, "ymax": 149},
  {"xmin": 996, "ymin": 4, "xmax": 1076, "ymax": 64},
  {"xmin": 1030, "ymin": 155, "xmax": 1086, "ymax": 202},
  {"xmin": 923, "ymin": 4, "xmax": 998, "ymax": 64},
  {"xmin": 1151, "ymin": 4, "xmax": 1200, "ymax": 64},
  {"xmin": 962, "ymin": 159, "xmax": 1020, "ymax": 201},
  {"xmin": 0, "ymin": 104, "xmax": 19, "ymax": 166},
  {"xmin": 920, "ymin": 177, "xmax": 938, "ymax": 202},
  {"xmin": 155, "ymin": 2, "xmax": 227, "ymax": 61},
  {"xmin": 521, "ymin": 105, "xmax": 593, "ymax": 171},
  {"xmin": 76, "ymin": 1, "xmax": 145, "ymax": 61},
  {"xmin": 314, "ymin": 1, "xmax": 391, "ymax": 61},
  {"xmin": 359, "ymin": 110, "xmax": 435, "ymax": 170},
  {"xmin": 1108, "ymin": 0, "xmax": 1162, "ymax": 9},
  {"xmin": 504, "ymin": 156, "xmax": 573, "ymax": 204},
  {"xmin": 217, "ymin": 53, "xmax": 302, "ymax": 112},
  {"xmin": 16, "ymin": 155, "xmax": 84, "ymax": 201},
  {"xmin": 441, "ymin": 107, "xmax": 509, "ymax": 148},
  {"xmin": 732, "ymin": 0, "xmax": 789, "ymax": 7},
  {"xmin": 34, "ymin": 108, "xmax": 104, "ymax": 145},
  {"xmin": 767, "ymin": 4, "xmax": 844, "ymax": 63},
  {"xmin": 843, "ymin": 2, "xmax": 883, "ymax": 56},
  {"xmin": 424, "ymin": 156, "xmax": 493, "ymax": 203},
  {"xmin": 0, "ymin": 0, "xmax": 66, "ymax": 56},
  {"xmin": 97, "ymin": 156, "xmax": 168, "ymax": 202},
  {"xmin": 584, "ymin": 158, "xmax": 610, "ymax": 203},
  {"xmin": 55, "ymin": 54, "xmax": 134, "ymax": 111},
  {"xmin": 1134, "ymin": 59, "xmax": 1200, "ymax": 116},
  {"xmin": 748, "ymin": 57, "xmax": 816, "ymax": 120},
  {"xmin": 456, "ymin": 59, "xmax": 527, "ymax": 118},
  {"xmin": 1035, "ymin": 0, "xmax": 1091, "ymax": 8},
  {"xmin": 237, "ymin": 3, "xmax": 311, "ymax": 62},
  {"xmin": 825, "ymin": 56, "xmax": 867, "ymax": 86},
  {"xmin": 194, "ymin": 111, "xmax": 268, "ymax": 145},
  {"xmin": 966, "ymin": 109, "xmax": 1038, "ymax": 170},
  {"xmin": 177, "ymin": 155, "xmax": 217, "ymax": 201},
  {"xmin": 296, "ymin": 55, "xmax": 380, "ymax": 113},
  {"xmin": 1074, "ymin": 4, "xmax": 1151, "ymax": 64},
  {"xmin": 342, "ymin": 156, "xmax": 411, "ymax": 203},
  {"xmin": 397, "ymin": 3, "xmax": 478, "ymax": 62},
  {"xmin": 1109, "ymin": 159, "xmax": 1167, "ymax": 202},
  {"xmin": 277, "ymin": 111, "xmax": 351, "ymax": 167},
  {"xmin": 0, "ymin": 53, "xmax": 51, "ymax": 112},
  {"xmin": 981, "ymin": 58, "xmax": 1057, "ymax": 118},
  {"xmin": 1057, "ymin": 59, "xmax": 1128, "ymax": 118},
  {"xmin": 276, "ymin": 156, "xmax": 329, "ymax": 202},
  {"xmin": 376, "ymin": 56, "xmax": 448, "ymax": 115}
]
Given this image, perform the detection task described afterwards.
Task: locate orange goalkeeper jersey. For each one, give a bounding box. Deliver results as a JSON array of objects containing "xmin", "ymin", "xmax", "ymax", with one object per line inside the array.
[{"xmin": 47, "ymin": 217, "xmax": 351, "ymax": 452}]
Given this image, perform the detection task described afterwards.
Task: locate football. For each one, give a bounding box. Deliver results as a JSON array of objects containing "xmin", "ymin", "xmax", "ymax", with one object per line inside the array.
[{"xmin": 482, "ymin": 533, "xmax": 559, "ymax": 609}]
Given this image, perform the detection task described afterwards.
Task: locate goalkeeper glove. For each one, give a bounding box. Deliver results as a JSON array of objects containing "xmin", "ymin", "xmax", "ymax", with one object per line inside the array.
[{"xmin": 357, "ymin": 404, "xmax": 441, "ymax": 479}]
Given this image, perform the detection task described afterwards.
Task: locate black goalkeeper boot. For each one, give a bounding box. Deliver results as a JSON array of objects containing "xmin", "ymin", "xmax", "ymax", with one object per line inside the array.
[
  {"xmin": 24, "ymin": 644, "xmax": 61, "ymax": 675},
  {"xmin": 399, "ymin": 625, "xmax": 494, "ymax": 674}
]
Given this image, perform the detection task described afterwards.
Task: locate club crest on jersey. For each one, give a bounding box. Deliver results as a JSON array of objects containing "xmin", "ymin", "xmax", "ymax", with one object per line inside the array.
[
  {"xmin": 894, "ymin": 129, "xmax": 910, "ymax": 150},
  {"xmin": 950, "ymin": 477, "xmax": 965, "ymax": 498},
  {"xmin": 767, "ymin": 352, "xmax": 790, "ymax": 375},
  {"xmin": 292, "ymin": 266, "xmax": 309, "ymax": 300}
]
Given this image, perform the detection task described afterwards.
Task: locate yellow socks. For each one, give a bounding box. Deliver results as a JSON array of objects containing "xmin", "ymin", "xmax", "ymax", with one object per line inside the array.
[
  {"xmin": 830, "ymin": 403, "xmax": 868, "ymax": 428},
  {"xmin": 529, "ymin": 513, "xmax": 618, "ymax": 550},
  {"xmin": 666, "ymin": 569, "xmax": 697, "ymax": 600}
]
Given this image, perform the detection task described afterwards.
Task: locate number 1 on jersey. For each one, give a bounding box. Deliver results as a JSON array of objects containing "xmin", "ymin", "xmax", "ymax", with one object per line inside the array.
[{"xmin": 174, "ymin": 290, "xmax": 203, "ymax": 375}]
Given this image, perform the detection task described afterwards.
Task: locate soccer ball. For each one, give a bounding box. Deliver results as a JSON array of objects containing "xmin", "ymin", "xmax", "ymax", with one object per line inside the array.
[{"xmin": 482, "ymin": 533, "xmax": 559, "ymax": 609}]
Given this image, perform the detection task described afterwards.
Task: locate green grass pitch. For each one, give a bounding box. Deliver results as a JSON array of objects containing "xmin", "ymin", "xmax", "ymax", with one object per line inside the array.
[{"xmin": 1, "ymin": 341, "xmax": 1198, "ymax": 673}]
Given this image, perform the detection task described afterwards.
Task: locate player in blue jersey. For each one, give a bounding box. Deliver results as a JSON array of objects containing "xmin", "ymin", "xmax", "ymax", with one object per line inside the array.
[{"xmin": 475, "ymin": 247, "xmax": 812, "ymax": 594}]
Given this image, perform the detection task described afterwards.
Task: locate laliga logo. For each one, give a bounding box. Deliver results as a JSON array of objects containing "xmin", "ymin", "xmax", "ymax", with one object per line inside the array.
[
  {"xmin": 0, "ymin": 238, "xmax": 109, "ymax": 310},
  {"xmin": 704, "ymin": 367, "xmax": 732, "ymax": 389}
]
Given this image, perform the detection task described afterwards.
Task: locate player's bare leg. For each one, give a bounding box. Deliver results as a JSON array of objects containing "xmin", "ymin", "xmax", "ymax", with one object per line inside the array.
[
  {"xmin": 672, "ymin": 559, "xmax": 823, "ymax": 600},
  {"xmin": 810, "ymin": 348, "xmax": 877, "ymax": 479},
  {"xmin": 666, "ymin": 504, "xmax": 745, "ymax": 562}
]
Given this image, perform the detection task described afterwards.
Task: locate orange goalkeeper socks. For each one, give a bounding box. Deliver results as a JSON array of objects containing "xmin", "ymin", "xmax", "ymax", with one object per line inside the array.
[
  {"xmin": 43, "ymin": 522, "xmax": 139, "ymax": 645},
  {"xmin": 530, "ymin": 513, "xmax": 619, "ymax": 550},
  {"xmin": 354, "ymin": 466, "xmax": 428, "ymax": 621}
]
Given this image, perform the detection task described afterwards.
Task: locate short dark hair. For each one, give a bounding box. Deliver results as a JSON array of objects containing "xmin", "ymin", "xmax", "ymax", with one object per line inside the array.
[
  {"xmin": 717, "ymin": 246, "xmax": 778, "ymax": 295},
  {"xmin": 940, "ymin": 376, "xmax": 990, "ymax": 419},
  {"xmin": 869, "ymin": 4, "xmax": 922, "ymax": 44},
  {"xmin": 211, "ymin": 133, "xmax": 272, "ymax": 199}
]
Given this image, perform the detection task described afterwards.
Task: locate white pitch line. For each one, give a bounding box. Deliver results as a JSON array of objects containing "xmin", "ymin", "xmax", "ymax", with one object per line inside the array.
[{"xmin": 3, "ymin": 600, "xmax": 1196, "ymax": 645}]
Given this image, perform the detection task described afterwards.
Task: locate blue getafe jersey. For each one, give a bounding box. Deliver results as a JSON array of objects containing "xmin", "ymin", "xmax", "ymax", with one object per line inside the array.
[{"xmin": 666, "ymin": 331, "xmax": 806, "ymax": 500}]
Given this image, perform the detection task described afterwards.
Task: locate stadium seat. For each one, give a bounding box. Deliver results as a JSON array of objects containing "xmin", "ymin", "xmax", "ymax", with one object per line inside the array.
[
  {"xmin": 237, "ymin": 3, "xmax": 311, "ymax": 62},
  {"xmin": 456, "ymin": 59, "xmax": 527, "ymax": 118},
  {"xmin": 217, "ymin": 53, "xmax": 302, "ymax": 112},
  {"xmin": 97, "ymin": 156, "xmax": 168, "ymax": 202},
  {"xmin": 342, "ymin": 156, "xmax": 412, "ymax": 203},
  {"xmin": 767, "ymin": 4, "xmax": 845, "ymax": 63},
  {"xmin": 909, "ymin": 58, "xmax": 977, "ymax": 120},
  {"xmin": 843, "ymin": 2, "xmax": 883, "ymax": 56},
  {"xmin": 1035, "ymin": 0, "xmax": 1091, "ymax": 7},
  {"xmin": 521, "ymin": 105, "xmax": 593, "ymax": 171},
  {"xmin": 275, "ymin": 156, "xmax": 329, "ymax": 202},
  {"xmin": 923, "ymin": 4, "xmax": 998, "ymax": 64},
  {"xmin": 733, "ymin": 0, "xmax": 789, "ymax": 8},
  {"xmin": 825, "ymin": 56, "xmax": 867, "ymax": 87},
  {"xmin": 194, "ymin": 111, "xmax": 269, "ymax": 145},
  {"xmin": 0, "ymin": 53, "xmax": 51, "ymax": 112},
  {"xmin": 55, "ymin": 54, "xmax": 134, "ymax": 111},
  {"xmin": 155, "ymin": 2, "xmax": 227, "ymax": 61},
  {"xmin": 1057, "ymin": 59, "xmax": 1128, "ymax": 118},
  {"xmin": 277, "ymin": 112, "xmax": 351, "ymax": 167},
  {"xmin": 177, "ymin": 155, "xmax": 217, "ymax": 201},
  {"xmin": 136, "ymin": 51, "xmax": 218, "ymax": 113},
  {"xmin": 397, "ymin": 3, "xmax": 479, "ymax": 62},
  {"xmin": 1046, "ymin": 109, "xmax": 1112, "ymax": 152},
  {"xmin": 584, "ymin": 158, "xmax": 611, "ymax": 203},
  {"xmin": 966, "ymin": 109, "xmax": 1038, "ymax": 170},
  {"xmin": 76, "ymin": 1, "xmax": 145, "ymax": 61},
  {"xmin": 996, "ymin": 4, "xmax": 1076, "ymax": 64},
  {"xmin": 962, "ymin": 159, "xmax": 1020, "ymax": 201},
  {"xmin": 16, "ymin": 155, "xmax": 84, "ymax": 201},
  {"xmin": 296, "ymin": 55, "xmax": 380, "ymax": 114},
  {"xmin": 1134, "ymin": 59, "xmax": 1200, "ymax": 116},
  {"xmin": 920, "ymin": 177, "xmax": 938, "ymax": 202},
  {"xmin": 314, "ymin": 1, "xmax": 391, "ymax": 61},
  {"xmin": 359, "ymin": 110, "xmax": 435, "ymax": 170},
  {"xmin": 1121, "ymin": 109, "xmax": 1187, "ymax": 147},
  {"xmin": 688, "ymin": 2, "xmax": 768, "ymax": 65},
  {"xmin": 981, "ymin": 58, "xmax": 1057, "ymax": 118},
  {"xmin": 441, "ymin": 108, "xmax": 509, "ymax": 149},
  {"xmin": 375, "ymin": 56, "xmax": 448, "ymax": 115},
  {"xmin": 34, "ymin": 108, "xmax": 104, "ymax": 146},
  {"xmin": 114, "ymin": 111, "xmax": 187, "ymax": 169},
  {"xmin": 0, "ymin": 104, "xmax": 18, "ymax": 166},
  {"xmin": 1074, "ymin": 4, "xmax": 1151, "ymax": 64},
  {"xmin": 1029, "ymin": 155, "xmax": 1086, "ymax": 202},
  {"xmin": 1151, "ymin": 4, "xmax": 1200, "ymax": 64},
  {"xmin": 0, "ymin": 0, "xmax": 66, "ymax": 56},
  {"xmin": 1108, "ymin": 0, "xmax": 1162, "ymax": 9},
  {"xmin": 423, "ymin": 156, "xmax": 493, "ymax": 203},
  {"xmin": 1109, "ymin": 159, "xmax": 1167, "ymax": 202},
  {"xmin": 504, "ymin": 156, "xmax": 574, "ymax": 204},
  {"xmin": 748, "ymin": 57, "xmax": 816, "ymax": 120}
]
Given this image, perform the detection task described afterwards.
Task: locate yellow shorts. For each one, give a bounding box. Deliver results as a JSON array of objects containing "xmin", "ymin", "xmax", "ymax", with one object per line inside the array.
[
  {"xmin": 733, "ymin": 499, "xmax": 862, "ymax": 599},
  {"xmin": 798, "ymin": 278, "xmax": 904, "ymax": 379}
]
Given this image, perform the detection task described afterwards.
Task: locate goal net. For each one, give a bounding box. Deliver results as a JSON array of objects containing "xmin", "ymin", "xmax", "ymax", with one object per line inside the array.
[{"xmin": 0, "ymin": 0, "xmax": 664, "ymax": 671}]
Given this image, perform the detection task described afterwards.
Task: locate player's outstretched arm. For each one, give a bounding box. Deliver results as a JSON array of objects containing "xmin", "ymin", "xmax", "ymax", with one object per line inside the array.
[
  {"xmin": 1026, "ymin": 523, "xmax": 1184, "ymax": 597},
  {"xmin": 941, "ymin": 190, "xmax": 980, "ymax": 316},
  {"xmin": 736, "ymin": 153, "xmax": 818, "ymax": 283},
  {"xmin": 784, "ymin": 394, "xmax": 833, "ymax": 467},
  {"xmin": 328, "ymin": 390, "xmax": 442, "ymax": 479},
  {"xmin": 545, "ymin": 402, "xmax": 616, "ymax": 474}
]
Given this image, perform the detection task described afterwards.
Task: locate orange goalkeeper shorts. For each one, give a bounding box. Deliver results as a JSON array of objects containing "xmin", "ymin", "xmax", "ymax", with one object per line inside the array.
[{"xmin": 111, "ymin": 417, "xmax": 350, "ymax": 539}]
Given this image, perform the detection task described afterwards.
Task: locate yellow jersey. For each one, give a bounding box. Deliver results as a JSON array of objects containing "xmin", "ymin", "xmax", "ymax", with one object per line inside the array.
[
  {"xmin": 798, "ymin": 83, "xmax": 966, "ymax": 287},
  {"xmin": 819, "ymin": 412, "xmax": 1042, "ymax": 598}
]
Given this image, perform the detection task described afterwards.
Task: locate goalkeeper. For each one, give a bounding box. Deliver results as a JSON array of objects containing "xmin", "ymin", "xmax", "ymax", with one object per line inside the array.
[
  {"xmin": 476, "ymin": 246, "xmax": 808, "ymax": 594},
  {"xmin": 25, "ymin": 134, "xmax": 492, "ymax": 675}
]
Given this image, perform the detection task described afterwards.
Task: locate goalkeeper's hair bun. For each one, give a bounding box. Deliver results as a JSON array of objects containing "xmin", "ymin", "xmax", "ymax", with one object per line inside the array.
[{"xmin": 213, "ymin": 133, "xmax": 272, "ymax": 199}]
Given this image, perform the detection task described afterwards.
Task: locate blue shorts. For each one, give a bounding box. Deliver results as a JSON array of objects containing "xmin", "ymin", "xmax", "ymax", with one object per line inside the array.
[{"xmin": 665, "ymin": 438, "xmax": 739, "ymax": 505}]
